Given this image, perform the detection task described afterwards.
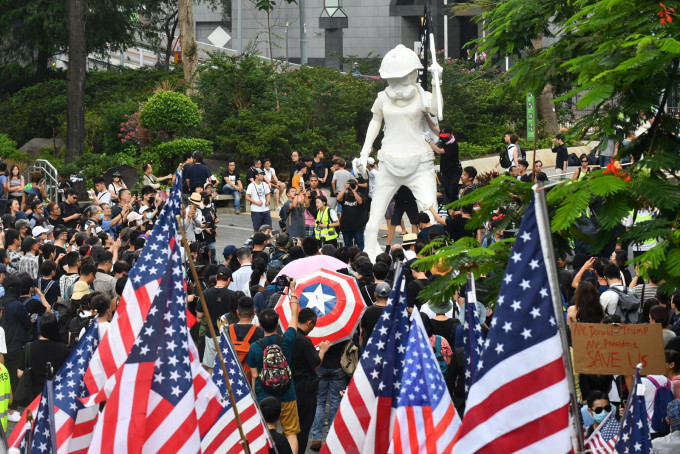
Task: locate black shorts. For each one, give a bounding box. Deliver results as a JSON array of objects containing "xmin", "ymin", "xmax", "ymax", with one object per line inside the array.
[{"xmin": 391, "ymin": 200, "xmax": 418, "ymax": 226}]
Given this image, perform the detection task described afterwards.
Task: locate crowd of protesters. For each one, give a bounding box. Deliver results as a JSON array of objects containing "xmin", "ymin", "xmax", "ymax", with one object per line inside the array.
[{"xmin": 0, "ymin": 121, "xmax": 676, "ymax": 453}]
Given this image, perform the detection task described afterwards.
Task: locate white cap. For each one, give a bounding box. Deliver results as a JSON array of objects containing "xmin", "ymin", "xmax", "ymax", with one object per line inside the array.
[
  {"xmin": 32, "ymin": 225, "xmax": 51, "ymax": 237},
  {"xmin": 367, "ymin": 157, "xmax": 375, "ymax": 165}
]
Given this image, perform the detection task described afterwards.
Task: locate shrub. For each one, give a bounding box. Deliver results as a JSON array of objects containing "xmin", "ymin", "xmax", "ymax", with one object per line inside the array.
[
  {"xmin": 139, "ymin": 90, "xmax": 201, "ymax": 136},
  {"xmin": 0, "ymin": 134, "xmax": 30, "ymax": 162},
  {"xmin": 143, "ymin": 138, "xmax": 212, "ymax": 174}
]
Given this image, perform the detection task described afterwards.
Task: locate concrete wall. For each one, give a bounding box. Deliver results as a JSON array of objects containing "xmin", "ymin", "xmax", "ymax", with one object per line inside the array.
[{"xmin": 235, "ymin": 0, "xmax": 420, "ymax": 65}]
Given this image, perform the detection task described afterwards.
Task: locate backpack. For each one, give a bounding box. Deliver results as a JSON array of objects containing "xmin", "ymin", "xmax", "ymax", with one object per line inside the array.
[
  {"xmin": 611, "ymin": 286, "xmax": 641, "ymax": 323},
  {"xmin": 433, "ymin": 335, "xmax": 448, "ymax": 375},
  {"xmin": 68, "ymin": 312, "xmax": 94, "ymax": 348},
  {"xmin": 229, "ymin": 324, "xmax": 258, "ymax": 382},
  {"xmin": 517, "ymin": 144, "xmax": 527, "ymax": 161},
  {"xmin": 647, "ymin": 376, "xmax": 674, "ymax": 433},
  {"xmin": 499, "ymin": 147, "xmax": 512, "ymax": 168},
  {"xmin": 340, "ymin": 340, "xmax": 359, "ymax": 376},
  {"xmin": 278, "ymin": 204, "xmax": 290, "ymax": 231},
  {"xmin": 257, "ymin": 336, "xmax": 292, "ymax": 395},
  {"xmin": 567, "ymin": 153, "xmax": 580, "ymax": 167},
  {"xmin": 268, "ymin": 251, "xmax": 289, "ymax": 271}
]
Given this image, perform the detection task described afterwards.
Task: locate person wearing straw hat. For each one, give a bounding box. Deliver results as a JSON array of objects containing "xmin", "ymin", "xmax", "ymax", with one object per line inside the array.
[{"xmin": 184, "ymin": 192, "xmax": 204, "ymax": 243}]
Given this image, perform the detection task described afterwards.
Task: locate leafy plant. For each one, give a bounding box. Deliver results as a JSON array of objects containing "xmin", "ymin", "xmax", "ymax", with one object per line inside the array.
[
  {"xmin": 144, "ymin": 137, "xmax": 212, "ymax": 174},
  {"xmin": 139, "ymin": 90, "xmax": 201, "ymax": 136}
]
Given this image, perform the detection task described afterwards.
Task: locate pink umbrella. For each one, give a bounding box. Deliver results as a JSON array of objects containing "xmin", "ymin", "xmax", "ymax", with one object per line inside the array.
[
  {"xmin": 275, "ymin": 269, "xmax": 365, "ymax": 346},
  {"xmin": 275, "ymin": 255, "xmax": 349, "ymax": 279}
]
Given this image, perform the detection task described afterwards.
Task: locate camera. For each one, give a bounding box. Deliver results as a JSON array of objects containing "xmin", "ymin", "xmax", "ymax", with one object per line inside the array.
[
  {"xmin": 349, "ymin": 181, "xmax": 357, "ymax": 190},
  {"xmin": 274, "ymin": 274, "xmax": 292, "ymax": 289}
]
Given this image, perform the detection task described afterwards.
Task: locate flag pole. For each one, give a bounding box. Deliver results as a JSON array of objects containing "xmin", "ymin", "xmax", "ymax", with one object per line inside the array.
[
  {"xmin": 175, "ymin": 215, "xmax": 251, "ymax": 454},
  {"xmin": 532, "ymin": 184, "xmax": 585, "ymax": 454}
]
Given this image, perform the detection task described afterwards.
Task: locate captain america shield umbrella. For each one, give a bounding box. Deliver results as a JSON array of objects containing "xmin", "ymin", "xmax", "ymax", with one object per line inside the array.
[{"xmin": 275, "ymin": 268, "xmax": 366, "ymax": 346}]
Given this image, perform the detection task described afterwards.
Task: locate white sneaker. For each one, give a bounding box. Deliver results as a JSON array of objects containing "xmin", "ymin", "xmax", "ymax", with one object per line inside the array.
[{"xmin": 7, "ymin": 411, "xmax": 21, "ymax": 422}]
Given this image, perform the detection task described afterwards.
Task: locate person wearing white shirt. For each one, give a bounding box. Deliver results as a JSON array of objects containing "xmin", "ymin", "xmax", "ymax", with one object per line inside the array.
[
  {"xmin": 91, "ymin": 177, "xmax": 112, "ymax": 206},
  {"xmin": 246, "ymin": 169, "xmax": 271, "ymax": 234},
  {"xmin": 229, "ymin": 248, "xmax": 254, "ymax": 297},
  {"xmin": 599, "ymin": 263, "xmax": 628, "ymax": 317}
]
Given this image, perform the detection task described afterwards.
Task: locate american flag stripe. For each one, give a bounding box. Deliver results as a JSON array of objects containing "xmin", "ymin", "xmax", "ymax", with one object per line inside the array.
[
  {"xmin": 202, "ymin": 403, "xmax": 266, "ymax": 453},
  {"xmin": 84, "ymin": 282, "xmax": 158, "ymax": 404},
  {"xmin": 144, "ymin": 391, "xmax": 200, "ymax": 452},
  {"xmin": 201, "ymin": 332, "xmax": 271, "ymax": 454},
  {"xmin": 452, "ymin": 197, "xmax": 572, "ymax": 454}
]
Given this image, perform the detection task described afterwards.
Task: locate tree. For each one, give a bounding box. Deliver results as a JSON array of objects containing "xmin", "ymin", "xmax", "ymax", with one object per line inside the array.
[
  {"xmin": 65, "ymin": 0, "xmax": 86, "ymax": 163},
  {"xmin": 417, "ymin": 0, "xmax": 680, "ymax": 304},
  {"xmin": 178, "ymin": 0, "xmax": 198, "ymax": 93},
  {"xmin": 252, "ymin": 0, "xmax": 298, "ymax": 63}
]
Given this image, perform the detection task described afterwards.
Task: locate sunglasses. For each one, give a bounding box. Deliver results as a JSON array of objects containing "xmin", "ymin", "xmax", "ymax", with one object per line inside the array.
[
  {"xmin": 581, "ymin": 160, "xmax": 589, "ymax": 163},
  {"xmin": 591, "ymin": 404, "xmax": 611, "ymax": 414}
]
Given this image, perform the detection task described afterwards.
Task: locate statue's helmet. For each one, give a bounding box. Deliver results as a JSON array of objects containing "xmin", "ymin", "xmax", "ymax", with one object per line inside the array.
[{"xmin": 379, "ymin": 45, "xmax": 424, "ymax": 79}]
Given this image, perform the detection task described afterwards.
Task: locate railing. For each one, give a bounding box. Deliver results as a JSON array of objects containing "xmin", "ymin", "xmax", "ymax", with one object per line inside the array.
[{"xmin": 22, "ymin": 159, "xmax": 60, "ymax": 203}]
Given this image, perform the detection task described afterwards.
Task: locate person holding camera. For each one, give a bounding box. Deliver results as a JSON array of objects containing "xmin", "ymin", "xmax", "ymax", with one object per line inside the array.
[
  {"xmin": 303, "ymin": 175, "xmax": 323, "ymax": 238},
  {"xmin": 314, "ymin": 195, "xmax": 339, "ymax": 247},
  {"xmin": 337, "ymin": 179, "xmax": 365, "ymax": 250},
  {"xmin": 280, "ymin": 187, "xmax": 305, "ymax": 239},
  {"xmin": 246, "ymin": 168, "xmax": 272, "ymax": 234}
]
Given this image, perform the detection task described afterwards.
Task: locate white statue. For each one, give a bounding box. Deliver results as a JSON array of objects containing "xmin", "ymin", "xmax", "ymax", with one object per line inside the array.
[{"xmin": 357, "ymin": 44, "xmax": 443, "ymax": 258}]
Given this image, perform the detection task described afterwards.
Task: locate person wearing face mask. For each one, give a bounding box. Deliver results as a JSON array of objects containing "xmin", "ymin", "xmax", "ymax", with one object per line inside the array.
[{"xmin": 584, "ymin": 390, "xmax": 615, "ymax": 437}]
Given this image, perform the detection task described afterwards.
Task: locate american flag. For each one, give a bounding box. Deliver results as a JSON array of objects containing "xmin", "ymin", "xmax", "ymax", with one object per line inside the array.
[
  {"xmin": 322, "ymin": 267, "xmax": 410, "ymax": 454},
  {"xmin": 83, "ymin": 170, "xmax": 183, "ymax": 404},
  {"xmin": 201, "ymin": 332, "xmax": 273, "ymax": 453},
  {"xmin": 614, "ymin": 367, "xmax": 652, "ymax": 454},
  {"xmin": 9, "ymin": 323, "xmax": 100, "ymax": 454},
  {"xmin": 391, "ymin": 310, "xmax": 461, "ymax": 453},
  {"xmin": 87, "ymin": 237, "xmax": 223, "ymax": 453},
  {"xmin": 585, "ymin": 410, "xmax": 619, "ymax": 454},
  {"xmin": 452, "ymin": 197, "xmax": 572, "ymax": 453},
  {"xmin": 462, "ymin": 276, "xmax": 483, "ymax": 393}
]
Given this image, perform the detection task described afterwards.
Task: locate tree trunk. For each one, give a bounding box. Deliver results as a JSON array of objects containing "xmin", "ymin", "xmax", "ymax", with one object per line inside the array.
[
  {"xmin": 539, "ymin": 84, "xmax": 560, "ymax": 137},
  {"xmin": 66, "ymin": 0, "xmax": 87, "ymax": 164},
  {"xmin": 36, "ymin": 47, "xmax": 50, "ymax": 82},
  {"xmin": 178, "ymin": 0, "xmax": 198, "ymax": 94}
]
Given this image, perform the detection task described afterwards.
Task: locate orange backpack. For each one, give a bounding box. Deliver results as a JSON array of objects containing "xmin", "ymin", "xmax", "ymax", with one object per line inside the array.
[{"xmin": 229, "ymin": 324, "xmax": 258, "ymax": 381}]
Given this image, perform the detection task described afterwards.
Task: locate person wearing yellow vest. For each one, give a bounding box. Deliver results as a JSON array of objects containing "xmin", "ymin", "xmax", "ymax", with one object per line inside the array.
[
  {"xmin": 624, "ymin": 207, "xmax": 657, "ymax": 258},
  {"xmin": 314, "ymin": 195, "xmax": 339, "ymax": 247},
  {"xmin": 0, "ymin": 362, "xmax": 10, "ymax": 433}
]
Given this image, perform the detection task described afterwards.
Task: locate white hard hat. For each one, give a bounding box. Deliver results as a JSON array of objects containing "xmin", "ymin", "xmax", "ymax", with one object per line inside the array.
[{"xmin": 379, "ymin": 45, "xmax": 424, "ymax": 79}]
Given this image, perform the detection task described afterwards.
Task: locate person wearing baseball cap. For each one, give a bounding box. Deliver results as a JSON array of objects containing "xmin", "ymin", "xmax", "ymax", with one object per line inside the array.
[
  {"xmin": 360, "ymin": 282, "xmax": 392, "ymax": 346},
  {"xmin": 424, "ymin": 118, "xmax": 461, "ymax": 201},
  {"xmin": 222, "ymin": 245, "xmax": 237, "ymax": 268},
  {"xmin": 32, "ymin": 225, "xmax": 51, "ymax": 242},
  {"xmin": 15, "ymin": 219, "xmax": 30, "ymax": 240}
]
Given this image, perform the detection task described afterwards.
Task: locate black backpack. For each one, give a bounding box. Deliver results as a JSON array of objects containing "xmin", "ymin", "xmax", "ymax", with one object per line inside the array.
[
  {"xmin": 68, "ymin": 312, "xmax": 94, "ymax": 348},
  {"xmin": 611, "ymin": 287, "xmax": 641, "ymax": 323},
  {"xmin": 499, "ymin": 148, "xmax": 512, "ymax": 168},
  {"xmin": 517, "ymin": 145, "xmax": 527, "ymax": 161}
]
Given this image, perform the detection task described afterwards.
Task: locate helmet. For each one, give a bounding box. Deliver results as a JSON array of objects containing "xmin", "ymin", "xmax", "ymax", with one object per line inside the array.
[{"xmin": 379, "ymin": 45, "xmax": 424, "ymax": 79}]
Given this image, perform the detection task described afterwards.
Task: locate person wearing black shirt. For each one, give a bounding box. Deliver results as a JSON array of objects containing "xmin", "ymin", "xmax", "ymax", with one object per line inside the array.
[
  {"xmin": 260, "ymin": 397, "xmax": 294, "ymax": 454},
  {"xmin": 184, "ymin": 151, "xmax": 213, "ymax": 192},
  {"xmin": 552, "ymin": 133, "xmax": 569, "ymax": 173},
  {"xmin": 429, "ymin": 204, "xmax": 475, "ymax": 242},
  {"xmin": 425, "ymin": 119, "xmax": 462, "ymax": 201},
  {"xmin": 337, "ymin": 178, "xmax": 365, "ymax": 250},
  {"xmin": 289, "ymin": 150, "xmax": 300, "ymax": 186},
  {"xmin": 59, "ymin": 189, "xmax": 82, "ymax": 230},
  {"xmin": 312, "ymin": 149, "xmax": 329, "ymax": 187},
  {"xmin": 246, "ymin": 158, "xmax": 262, "ymax": 185},
  {"xmin": 292, "ymin": 308, "xmax": 330, "ymax": 453},
  {"xmin": 221, "ymin": 161, "xmax": 244, "ymax": 213},
  {"xmin": 359, "ymin": 282, "xmax": 390, "ymax": 347},
  {"xmin": 196, "ymin": 268, "xmax": 237, "ymax": 372},
  {"xmin": 18, "ymin": 313, "xmax": 69, "ymax": 401}
]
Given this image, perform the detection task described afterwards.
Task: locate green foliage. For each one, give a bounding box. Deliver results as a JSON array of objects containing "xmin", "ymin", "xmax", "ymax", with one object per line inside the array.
[
  {"xmin": 139, "ymin": 90, "xmax": 201, "ymax": 135},
  {"xmin": 0, "ymin": 134, "xmax": 30, "ymax": 162},
  {"xmin": 144, "ymin": 138, "xmax": 212, "ymax": 174},
  {"xmin": 55, "ymin": 151, "xmax": 140, "ymax": 188},
  {"xmin": 98, "ymin": 101, "xmax": 140, "ymax": 154}
]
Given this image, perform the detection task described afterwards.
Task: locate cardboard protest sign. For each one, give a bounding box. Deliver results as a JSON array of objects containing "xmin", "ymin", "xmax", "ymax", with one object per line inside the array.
[{"xmin": 572, "ymin": 323, "xmax": 666, "ymax": 375}]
